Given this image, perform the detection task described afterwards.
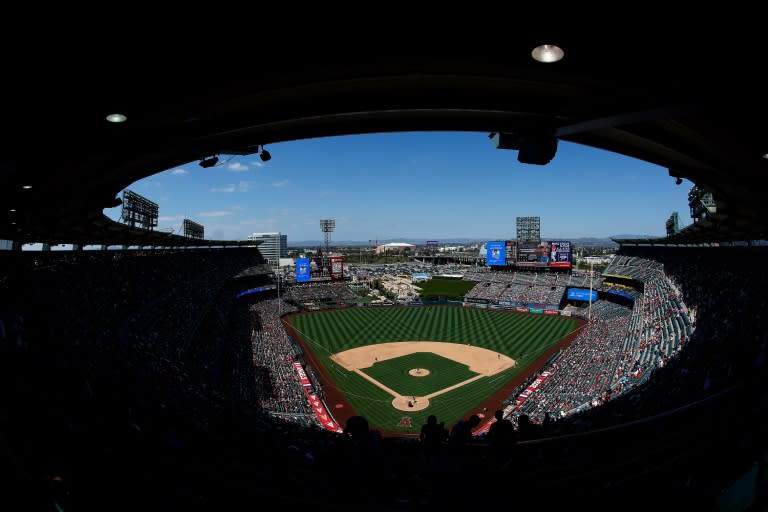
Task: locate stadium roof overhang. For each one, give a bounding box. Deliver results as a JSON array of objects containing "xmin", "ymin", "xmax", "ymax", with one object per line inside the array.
[{"xmin": 2, "ymin": 29, "xmax": 767, "ymax": 246}]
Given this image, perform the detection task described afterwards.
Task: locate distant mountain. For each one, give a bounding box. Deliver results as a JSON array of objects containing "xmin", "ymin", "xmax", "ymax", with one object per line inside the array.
[
  {"xmin": 287, "ymin": 238, "xmax": 487, "ymax": 248},
  {"xmin": 288, "ymin": 236, "xmax": 621, "ymax": 248},
  {"xmin": 569, "ymin": 237, "xmax": 620, "ymax": 247},
  {"xmin": 609, "ymin": 234, "xmax": 662, "ymax": 240}
]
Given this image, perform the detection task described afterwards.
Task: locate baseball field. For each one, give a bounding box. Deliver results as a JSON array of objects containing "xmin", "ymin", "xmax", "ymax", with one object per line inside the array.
[{"xmin": 285, "ymin": 305, "xmax": 582, "ymax": 434}]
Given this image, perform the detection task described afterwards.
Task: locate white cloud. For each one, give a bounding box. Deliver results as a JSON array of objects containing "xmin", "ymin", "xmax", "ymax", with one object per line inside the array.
[
  {"xmin": 272, "ymin": 180, "xmax": 290, "ymax": 188},
  {"xmin": 202, "ymin": 222, "xmax": 241, "ymax": 241},
  {"xmin": 230, "ymin": 205, "xmax": 244, "ymax": 211},
  {"xmin": 199, "ymin": 210, "xmax": 234, "ymax": 218},
  {"xmin": 238, "ymin": 180, "xmax": 258, "ymax": 192},
  {"xmin": 210, "ymin": 184, "xmax": 236, "ymax": 193},
  {"xmin": 159, "ymin": 215, "xmax": 185, "ymax": 223},
  {"xmin": 171, "ymin": 168, "xmax": 189, "ymax": 176},
  {"xmin": 227, "ymin": 162, "xmax": 249, "ymax": 172},
  {"xmin": 268, "ymin": 208, "xmax": 301, "ymax": 216},
  {"xmin": 239, "ymin": 218, "xmax": 278, "ymax": 227},
  {"xmin": 251, "ymin": 161, "xmax": 264, "ymax": 168}
]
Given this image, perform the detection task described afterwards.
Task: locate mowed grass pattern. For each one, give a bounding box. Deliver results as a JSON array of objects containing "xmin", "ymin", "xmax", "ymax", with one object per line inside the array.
[
  {"xmin": 363, "ymin": 352, "xmax": 478, "ymax": 396},
  {"xmin": 415, "ymin": 278, "xmax": 478, "ymax": 299},
  {"xmin": 288, "ymin": 306, "xmax": 579, "ymax": 433}
]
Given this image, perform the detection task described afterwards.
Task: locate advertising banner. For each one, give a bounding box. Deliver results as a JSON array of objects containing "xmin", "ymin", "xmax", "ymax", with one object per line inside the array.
[
  {"xmin": 235, "ymin": 286, "xmax": 274, "ymax": 299},
  {"xmin": 548, "ymin": 241, "xmax": 572, "ymax": 268},
  {"xmin": 330, "ymin": 256, "xmax": 344, "ymax": 281},
  {"xmin": 486, "ymin": 241, "xmax": 506, "ymax": 266},
  {"xmin": 295, "ymin": 258, "xmax": 311, "ymax": 283},
  {"xmin": 505, "ymin": 240, "xmax": 517, "ymax": 262},
  {"xmin": 303, "ymin": 387, "xmax": 342, "ymax": 433},
  {"xmin": 567, "ymin": 288, "xmax": 598, "ymax": 301},
  {"xmin": 293, "ymin": 362, "xmax": 312, "ymax": 387}
]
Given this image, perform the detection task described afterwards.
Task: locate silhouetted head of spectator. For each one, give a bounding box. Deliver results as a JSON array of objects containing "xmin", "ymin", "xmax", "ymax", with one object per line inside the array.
[
  {"xmin": 343, "ymin": 415, "xmax": 369, "ymax": 440},
  {"xmin": 427, "ymin": 414, "xmax": 437, "ymax": 426},
  {"xmin": 468, "ymin": 414, "xmax": 481, "ymax": 428},
  {"xmin": 494, "ymin": 410, "xmax": 504, "ymax": 422}
]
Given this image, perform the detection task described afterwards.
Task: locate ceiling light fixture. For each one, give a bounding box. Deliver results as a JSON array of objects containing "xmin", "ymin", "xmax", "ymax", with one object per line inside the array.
[
  {"xmin": 259, "ymin": 146, "xmax": 272, "ymax": 162},
  {"xmin": 518, "ymin": 134, "xmax": 558, "ymax": 165},
  {"xmin": 22, "ymin": 185, "xmax": 32, "ymax": 189},
  {"xmin": 106, "ymin": 113, "xmax": 127, "ymax": 123},
  {"xmin": 531, "ymin": 44, "xmax": 564, "ymax": 63}
]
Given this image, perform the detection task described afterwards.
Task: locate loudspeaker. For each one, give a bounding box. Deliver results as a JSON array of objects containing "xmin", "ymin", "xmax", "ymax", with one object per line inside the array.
[{"xmin": 518, "ymin": 135, "xmax": 558, "ymax": 165}]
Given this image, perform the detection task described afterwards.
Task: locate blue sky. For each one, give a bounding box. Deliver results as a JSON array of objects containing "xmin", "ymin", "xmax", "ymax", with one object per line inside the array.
[{"xmin": 103, "ymin": 132, "xmax": 692, "ymax": 243}]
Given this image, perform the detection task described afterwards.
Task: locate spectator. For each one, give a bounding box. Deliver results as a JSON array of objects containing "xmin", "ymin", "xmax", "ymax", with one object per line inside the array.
[
  {"xmin": 487, "ymin": 410, "xmax": 516, "ymax": 467},
  {"xmin": 420, "ymin": 414, "xmax": 448, "ymax": 469}
]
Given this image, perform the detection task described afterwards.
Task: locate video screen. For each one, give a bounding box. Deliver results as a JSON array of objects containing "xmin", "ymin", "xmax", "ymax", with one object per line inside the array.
[
  {"xmin": 486, "ymin": 241, "xmax": 506, "ymax": 266},
  {"xmin": 295, "ymin": 258, "xmax": 311, "ymax": 283},
  {"xmin": 567, "ymin": 288, "xmax": 598, "ymax": 301}
]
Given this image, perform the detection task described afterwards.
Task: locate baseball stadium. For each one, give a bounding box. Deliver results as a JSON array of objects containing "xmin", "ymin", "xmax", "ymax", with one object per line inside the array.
[
  {"xmin": 286, "ymin": 305, "xmax": 582, "ymax": 434},
  {"xmin": 2, "ymin": 33, "xmax": 767, "ymax": 511}
]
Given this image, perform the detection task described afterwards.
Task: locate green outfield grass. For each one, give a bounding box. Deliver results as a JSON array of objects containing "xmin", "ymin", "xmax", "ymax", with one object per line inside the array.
[
  {"xmin": 288, "ymin": 305, "xmax": 580, "ymax": 433},
  {"xmin": 414, "ymin": 278, "xmax": 477, "ymax": 300}
]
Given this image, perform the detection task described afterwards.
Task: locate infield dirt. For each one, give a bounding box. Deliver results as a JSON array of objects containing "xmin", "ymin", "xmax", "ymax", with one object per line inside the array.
[{"xmin": 330, "ymin": 341, "xmax": 515, "ymax": 411}]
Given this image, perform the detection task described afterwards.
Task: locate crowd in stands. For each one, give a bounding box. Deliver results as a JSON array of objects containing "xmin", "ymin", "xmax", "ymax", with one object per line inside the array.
[
  {"xmin": 500, "ymin": 248, "xmax": 767, "ymax": 444},
  {"xmin": 1, "ymin": 246, "xmax": 766, "ymax": 509},
  {"xmin": 463, "ymin": 270, "xmax": 599, "ymax": 306},
  {"xmin": 509, "ymin": 301, "xmax": 632, "ymax": 423},
  {"xmin": 282, "ymin": 282, "xmax": 357, "ymax": 303},
  {"xmin": 8, "ymin": 249, "xmax": 277, "ymax": 401},
  {"xmin": 248, "ymin": 299, "xmax": 320, "ymax": 426}
]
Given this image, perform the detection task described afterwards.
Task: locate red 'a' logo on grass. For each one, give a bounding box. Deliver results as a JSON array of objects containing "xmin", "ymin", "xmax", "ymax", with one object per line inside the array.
[{"xmin": 398, "ymin": 416, "xmax": 412, "ymax": 428}]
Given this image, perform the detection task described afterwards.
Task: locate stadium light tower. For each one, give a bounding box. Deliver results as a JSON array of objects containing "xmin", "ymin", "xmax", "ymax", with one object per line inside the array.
[
  {"xmin": 516, "ymin": 216, "xmax": 541, "ymax": 243},
  {"xmin": 320, "ymin": 219, "xmax": 335, "ymax": 276}
]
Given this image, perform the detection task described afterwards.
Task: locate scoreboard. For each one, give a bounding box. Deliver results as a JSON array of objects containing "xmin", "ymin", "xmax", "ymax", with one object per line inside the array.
[{"xmin": 486, "ymin": 240, "xmax": 571, "ymax": 269}]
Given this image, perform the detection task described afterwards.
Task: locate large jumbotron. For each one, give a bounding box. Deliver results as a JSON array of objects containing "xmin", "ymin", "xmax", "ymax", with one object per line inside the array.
[{"xmin": 1, "ymin": 31, "xmax": 767, "ymax": 510}]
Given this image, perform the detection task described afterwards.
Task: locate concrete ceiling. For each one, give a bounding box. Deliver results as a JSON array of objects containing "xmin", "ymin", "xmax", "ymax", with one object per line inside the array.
[{"xmin": 3, "ymin": 30, "xmax": 767, "ymax": 245}]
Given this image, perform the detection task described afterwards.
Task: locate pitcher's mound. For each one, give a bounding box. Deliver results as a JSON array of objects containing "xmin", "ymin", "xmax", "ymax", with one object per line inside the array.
[
  {"xmin": 392, "ymin": 396, "xmax": 430, "ymax": 411},
  {"xmin": 408, "ymin": 368, "xmax": 430, "ymax": 377}
]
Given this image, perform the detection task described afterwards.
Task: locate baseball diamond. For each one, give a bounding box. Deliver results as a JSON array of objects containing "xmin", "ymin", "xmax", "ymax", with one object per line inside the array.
[
  {"xmin": 331, "ymin": 341, "xmax": 516, "ymax": 411},
  {"xmin": 285, "ymin": 305, "xmax": 583, "ymax": 434}
]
